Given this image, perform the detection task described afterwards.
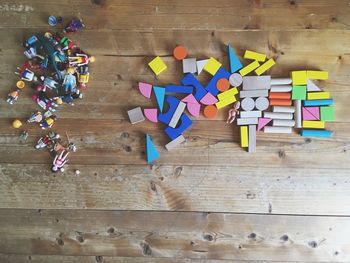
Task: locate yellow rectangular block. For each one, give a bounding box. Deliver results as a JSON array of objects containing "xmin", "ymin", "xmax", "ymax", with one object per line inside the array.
[
  {"xmin": 302, "ymin": 120, "xmax": 325, "ymax": 129},
  {"xmin": 244, "ymin": 50, "xmax": 266, "ymax": 62},
  {"xmin": 240, "ymin": 126, "xmax": 248, "ymax": 148},
  {"xmin": 255, "ymin": 58, "xmax": 276, "ymax": 75},
  {"xmin": 239, "ymin": 60, "xmax": 260, "ymax": 76},
  {"xmin": 203, "ymin": 57, "xmax": 222, "ymax": 75},
  {"xmin": 148, "ymin": 56, "xmax": 167, "ymax": 76},
  {"xmin": 307, "ymin": 70, "xmax": 328, "ymax": 80},
  {"xmin": 217, "ymin": 87, "xmax": 238, "ymax": 101},
  {"xmin": 215, "ymin": 96, "xmax": 237, "ymax": 109},
  {"xmin": 291, "ymin": 70, "xmax": 307, "ymax": 85},
  {"xmin": 307, "ymin": 92, "xmax": 330, "ymax": 100}
]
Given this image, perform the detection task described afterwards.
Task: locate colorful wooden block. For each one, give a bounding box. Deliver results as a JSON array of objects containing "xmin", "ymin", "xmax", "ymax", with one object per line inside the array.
[
  {"xmin": 158, "ymin": 96, "xmax": 180, "ymax": 125},
  {"xmin": 257, "ymin": 118, "xmax": 272, "ymax": 131},
  {"xmin": 181, "ymin": 73, "xmax": 207, "ymax": 101},
  {"xmin": 303, "ymin": 99, "xmax": 333, "ymax": 106},
  {"xmin": 273, "ymin": 119, "xmax": 295, "ymax": 127},
  {"xmin": 300, "ymin": 129, "xmax": 333, "ymax": 138},
  {"xmin": 320, "ymin": 106, "xmax": 335, "ymax": 121},
  {"xmin": 244, "ymin": 50, "xmax": 266, "ymax": 62},
  {"xmin": 146, "ymin": 134, "xmax": 159, "ymax": 163},
  {"xmin": 255, "ymin": 97, "xmax": 269, "ymax": 111},
  {"xmin": 200, "ymin": 92, "xmax": 218, "ymax": 105},
  {"xmin": 239, "ymin": 60, "xmax": 260, "ymax": 76},
  {"xmin": 183, "ymin": 58, "xmax": 197, "ymax": 74},
  {"xmin": 294, "ymin": 100, "xmax": 302, "ymax": 128},
  {"xmin": 165, "ymin": 114, "xmax": 193, "ymax": 140},
  {"xmin": 270, "ymin": 85, "xmax": 292, "ymax": 92},
  {"xmin": 291, "ymin": 71, "xmax": 307, "ymax": 85},
  {"xmin": 264, "ymin": 126, "xmax": 292, "ymax": 133},
  {"xmin": 240, "ymin": 111, "xmax": 262, "ymax": 118},
  {"xmin": 241, "ymin": 97, "xmax": 255, "ymax": 111},
  {"xmin": 205, "ymin": 67, "xmax": 231, "ymax": 96},
  {"xmin": 240, "ymin": 89, "xmax": 268, "ymax": 98},
  {"xmin": 144, "ymin": 108, "xmax": 158, "ymax": 123},
  {"xmin": 138, "ymin": 82, "xmax": 152, "ymax": 98},
  {"xmin": 228, "ymin": 45, "xmax": 243, "ymax": 73},
  {"xmin": 248, "ymin": 125, "xmax": 256, "ymax": 153},
  {"xmin": 165, "ymin": 135, "xmax": 186, "ymax": 151},
  {"xmin": 255, "ymin": 58, "xmax": 276, "ymax": 75},
  {"xmin": 269, "ymin": 99, "xmax": 292, "ymax": 106},
  {"xmin": 302, "ymin": 120, "xmax": 325, "ymax": 129},
  {"xmin": 307, "ymin": 92, "xmax": 330, "ymax": 100},
  {"xmin": 240, "ymin": 126, "xmax": 248, "ymax": 147},
  {"xmin": 169, "ymin": 101, "xmax": 186, "ymax": 128},
  {"xmin": 302, "ymin": 107, "xmax": 319, "ymax": 120},
  {"xmin": 229, "ymin": 73, "xmax": 243, "ymax": 87},
  {"xmin": 307, "ymin": 79, "xmax": 321, "ymax": 92},
  {"xmin": 269, "ymin": 92, "xmax": 291, "ymax": 100},
  {"xmin": 215, "ymin": 96, "xmax": 237, "ymax": 109},
  {"xmin": 203, "ymin": 57, "xmax": 222, "ymax": 75},
  {"xmin": 148, "ymin": 56, "xmax": 167, "ymax": 76},
  {"xmin": 186, "ymin": 102, "xmax": 201, "ymax": 117},
  {"xmin": 271, "ymin": 78, "xmax": 292, "ymax": 85},
  {"xmin": 217, "ymin": 87, "xmax": 238, "ymax": 101},
  {"xmin": 165, "ymin": 85, "xmax": 193, "ymax": 94},
  {"xmin": 127, "ymin": 107, "xmax": 145, "ymax": 124},
  {"xmin": 236, "ymin": 118, "xmax": 258, "ymax": 125},
  {"xmin": 182, "ymin": 94, "xmax": 198, "ymax": 104},
  {"xmin": 307, "ymin": 70, "xmax": 328, "ymax": 80},
  {"xmin": 263, "ymin": 112, "xmax": 293, "ymax": 119},
  {"xmin": 153, "ymin": 86, "xmax": 165, "ymax": 112},
  {"xmin": 273, "ymin": 106, "xmax": 295, "ymax": 113},
  {"xmin": 242, "ymin": 76, "xmax": 271, "ymax": 90},
  {"xmin": 197, "ymin": 59, "xmax": 209, "ymax": 75},
  {"xmin": 292, "ymin": 85, "xmax": 307, "ymax": 100}
]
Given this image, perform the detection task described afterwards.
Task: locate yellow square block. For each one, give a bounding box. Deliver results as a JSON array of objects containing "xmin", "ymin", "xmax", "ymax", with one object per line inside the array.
[
  {"xmin": 240, "ymin": 126, "xmax": 248, "ymax": 147},
  {"xmin": 307, "ymin": 92, "xmax": 330, "ymax": 100},
  {"xmin": 203, "ymin": 57, "xmax": 222, "ymax": 75},
  {"xmin": 215, "ymin": 96, "xmax": 237, "ymax": 109},
  {"xmin": 244, "ymin": 50, "xmax": 266, "ymax": 62},
  {"xmin": 239, "ymin": 60, "xmax": 260, "ymax": 76},
  {"xmin": 255, "ymin": 58, "xmax": 276, "ymax": 75},
  {"xmin": 217, "ymin": 87, "xmax": 238, "ymax": 101},
  {"xmin": 307, "ymin": 70, "xmax": 328, "ymax": 80},
  {"xmin": 148, "ymin": 56, "xmax": 167, "ymax": 76},
  {"xmin": 302, "ymin": 120, "xmax": 325, "ymax": 129},
  {"xmin": 291, "ymin": 71, "xmax": 307, "ymax": 85}
]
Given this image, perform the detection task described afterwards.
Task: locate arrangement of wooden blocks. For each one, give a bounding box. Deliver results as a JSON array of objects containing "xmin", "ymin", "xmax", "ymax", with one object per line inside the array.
[{"xmin": 128, "ymin": 44, "xmax": 335, "ymax": 162}]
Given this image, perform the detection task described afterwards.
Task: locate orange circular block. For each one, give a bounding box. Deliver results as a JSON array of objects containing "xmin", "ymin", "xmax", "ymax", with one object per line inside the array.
[
  {"xmin": 173, "ymin": 45, "xmax": 187, "ymax": 60},
  {"xmin": 203, "ymin": 105, "xmax": 218, "ymax": 119},
  {"xmin": 216, "ymin": 78, "xmax": 230, "ymax": 92}
]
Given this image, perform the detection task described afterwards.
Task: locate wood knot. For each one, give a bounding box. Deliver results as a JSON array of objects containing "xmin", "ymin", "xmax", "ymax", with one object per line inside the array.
[
  {"xmin": 289, "ymin": 0, "xmax": 296, "ymax": 6},
  {"xmin": 305, "ymin": 138, "xmax": 311, "ymax": 143},
  {"xmin": 140, "ymin": 241, "xmax": 152, "ymax": 256},
  {"xmin": 280, "ymin": 234, "xmax": 289, "ymax": 241},
  {"xmin": 95, "ymin": 256, "xmax": 104, "ymax": 263},
  {"xmin": 248, "ymin": 233, "xmax": 257, "ymax": 240},
  {"xmin": 76, "ymin": 235, "xmax": 84, "ymax": 243},
  {"xmin": 122, "ymin": 145, "xmax": 132, "ymax": 152},
  {"xmin": 174, "ymin": 166, "xmax": 183, "ymax": 177},
  {"xmin": 278, "ymin": 150, "xmax": 286, "ymax": 158},
  {"xmin": 331, "ymin": 16, "xmax": 337, "ymax": 22},
  {"xmin": 203, "ymin": 234, "xmax": 214, "ymax": 241},
  {"xmin": 56, "ymin": 238, "xmax": 64, "ymax": 246},
  {"xmin": 121, "ymin": 132, "xmax": 129, "ymax": 139},
  {"xmin": 107, "ymin": 227, "xmax": 115, "ymax": 234},
  {"xmin": 308, "ymin": 240, "xmax": 318, "ymax": 248},
  {"xmin": 150, "ymin": 181, "xmax": 157, "ymax": 192}
]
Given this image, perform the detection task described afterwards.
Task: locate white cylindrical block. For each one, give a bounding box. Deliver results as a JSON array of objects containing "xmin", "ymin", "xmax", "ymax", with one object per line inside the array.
[
  {"xmin": 271, "ymin": 78, "xmax": 292, "ymax": 85},
  {"xmin": 240, "ymin": 111, "xmax": 262, "ymax": 118},
  {"xmin": 273, "ymin": 106, "xmax": 295, "ymax": 113},
  {"xmin": 294, "ymin": 100, "xmax": 302, "ymax": 128},
  {"xmin": 263, "ymin": 112, "xmax": 293, "ymax": 119},
  {"xmin": 241, "ymin": 97, "xmax": 255, "ymax": 111},
  {"xmin": 264, "ymin": 126, "xmax": 292, "ymax": 133},
  {"xmin": 270, "ymin": 85, "xmax": 292, "ymax": 92},
  {"xmin": 229, "ymin": 73, "xmax": 243, "ymax": 87},
  {"xmin": 272, "ymin": 119, "xmax": 295, "ymax": 127},
  {"xmin": 255, "ymin": 97, "xmax": 269, "ymax": 111}
]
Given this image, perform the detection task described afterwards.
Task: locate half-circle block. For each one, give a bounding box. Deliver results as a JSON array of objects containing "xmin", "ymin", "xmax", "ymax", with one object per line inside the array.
[
  {"xmin": 144, "ymin": 108, "xmax": 158, "ymax": 123},
  {"xmin": 182, "ymin": 94, "xmax": 198, "ymax": 104},
  {"xmin": 138, "ymin": 82, "xmax": 152, "ymax": 98},
  {"xmin": 200, "ymin": 92, "xmax": 218, "ymax": 105},
  {"xmin": 187, "ymin": 103, "xmax": 200, "ymax": 117}
]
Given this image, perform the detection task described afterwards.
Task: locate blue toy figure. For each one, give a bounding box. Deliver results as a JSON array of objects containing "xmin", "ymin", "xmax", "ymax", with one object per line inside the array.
[{"xmin": 63, "ymin": 67, "xmax": 76, "ymax": 93}]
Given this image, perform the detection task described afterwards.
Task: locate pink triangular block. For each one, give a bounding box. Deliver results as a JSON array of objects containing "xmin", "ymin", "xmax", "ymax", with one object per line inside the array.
[
  {"xmin": 182, "ymin": 94, "xmax": 198, "ymax": 104},
  {"xmin": 200, "ymin": 92, "xmax": 218, "ymax": 105},
  {"xmin": 138, "ymin": 82, "xmax": 152, "ymax": 98},
  {"xmin": 302, "ymin": 107, "xmax": 319, "ymax": 120},
  {"xmin": 144, "ymin": 108, "xmax": 158, "ymax": 123},
  {"xmin": 187, "ymin": 103, "xmax": 201, "ymax": 117},
  {"xmin": 257, "ymin": 118, "xmax": 272, "ymax": 131}
]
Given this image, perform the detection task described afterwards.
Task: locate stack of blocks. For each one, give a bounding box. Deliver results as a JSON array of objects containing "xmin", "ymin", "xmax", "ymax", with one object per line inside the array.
[{"xmin": 128, "ymin": 44, "xmax": 334, "ymax": 161}]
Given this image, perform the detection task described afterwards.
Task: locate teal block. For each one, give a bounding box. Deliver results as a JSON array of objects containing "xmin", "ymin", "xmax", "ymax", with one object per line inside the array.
[
  {"xmin": 146, "ymin": 134, "xmax": 159, "ymax": 163},
  {"xmin": 292, "ymin": 85, "xmax": 307, "ymax": 100},
  {"xmin": 153, "ymin": 86, "xmax": 165, "ymax": 112}
]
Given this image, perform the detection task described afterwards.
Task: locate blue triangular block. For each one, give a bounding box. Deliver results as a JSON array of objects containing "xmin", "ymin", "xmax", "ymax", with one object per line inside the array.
[
  {"xmin": 153, "ymin": 86, "xmax": 165, "ymax": 112},
  {"xmin": 228, "ymin": 44, "xmax": 243, "ymax": 73},
  {"xmin": 146, "ymin": 134, "xmax": 159, "ymax": 163}
]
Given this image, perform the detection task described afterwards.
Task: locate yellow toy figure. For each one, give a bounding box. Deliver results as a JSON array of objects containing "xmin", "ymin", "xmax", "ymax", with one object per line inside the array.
[
  {"xmin": 68, "ymin": 54, "xmax": 94, "ymax": 67},
  {"xmin": 40, "ymin": 115, "xmax": 57, "ymax": 129}
]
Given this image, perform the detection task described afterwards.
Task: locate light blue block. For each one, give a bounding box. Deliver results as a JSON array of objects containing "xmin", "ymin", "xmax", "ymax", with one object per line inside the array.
[
  {"xmin": 153, "ymin": 86, "xmax": 165, "ymax": 112},
  {"xmin": 303, "ymin": 99, "xmax": 333, "ymax": 106},
  {"xmin": 146, "ymin": 134, "xmax": 159, "ymax": 163},
  {"xmin": 228, "ymin": 44, "xmax": 243, "ymax": 73},
  {"xmin": 300, "ymin": 129, "xmax": 333, "ymax": 138}
]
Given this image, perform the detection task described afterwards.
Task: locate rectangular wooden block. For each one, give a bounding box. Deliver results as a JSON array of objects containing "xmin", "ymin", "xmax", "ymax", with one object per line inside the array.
[
  {"xmin": 215, "ymin": 96, "xmax": 237, "ymax": 109},
  {"xmin": 240, "ymin": 111, "xmax": 262, "ymax": 118},
  {"xmin": 240, "ymin": 89, "xmax": 268, "ymax": 98},
  {"xmin": 291, "ymin": 71, "xmax": 307, "ymax": 85},
  {"xmin": 320, "ymin": 106, "xmax": 335, "ymax": 121},
  {"xmin": 255, "ymin": 58, "xmax": 276, "ymax": 75},
  {"xmin": 239, "ymin": 60, "xmax": 260, "ymax": 76},
  {"xmin": 271, "ymin": 78, "xmax": 292, "ymax": 85},
  {"xmin": 273, "ymin": 119, "xmax": 296, "ymax": 127},
  {"xmin": 169, "ymin": 101, "xmax": 186, "ymax": 128},
  {"xmin": 203, "ymin": 57, "xmax": 222, "ymax": 75},
  {"xmin": 242, "ymin": 76, "xmax": 271, "ymax": 90},
  {"xmin": 269, "ymin": 92, "xmax": 291, "ymax": 99},
  {"xmin": 269, "ymin": 99, "xmax": 292, "ymax": 106},
  {"xmin": 307, "ymin": 70, "xmax": 328, "ymax": 80},
  {"xmin": 165, "ymin": 135, "xmax": 186, "ymax": 151},
  {"xmin": 307, "ymin": 92, "xmax": 330, "ymax": 100},
  {"xmin": 303, "ymin": 99, "xmax": 333, "ymax": 106},
  {"xmin": 302, "ymin": 120, "xmax": 325, "ymax": 129},
  {"xmin": 217, "ymin": 87, "xmax": 238, "ymax": 101},
  {"xmin": 263, "ymin": 112, "xmax": 293, "ymax": 119},
  {"xmin": 273, "ymin": 106, "xmax": 295, "ymax": 113},
  {"xmin": 182, "ymin": 58, "xmax": 197, "ymax": 74},
  {"xmin": 248, "ymin": 125, "xmax": 256, "ymax": 153},
  {"xmin": 294, "ymin": 100, "xmax": 302, "ymax": 128},
  {"xmin": 240, "ymin": 126, "xmax": 248, "ymax": 148},
  {"xmin": 300, "ymin": 129, "xmax": 333, "ymax": 137},
  {"xmin": 127, "ymin": 107, "xmax": 145, "ymax": 124},
  {"xmin": 244, "ymin": 50, "xmax": 266, "ymax": 62},
  {"xmin": 264, "ymin": 126, "xmax": 292, "ymax": 133},
  {"xmin": 237, "ymin": 118, "xmax": 259, "ymax": 125},
  {"xmin": 270, "ymin": 85, "xmax": 292, "ymax": 92},
  {"xmin": 148, "ymin": 56, "xmax": 167, "ymax": 76}
]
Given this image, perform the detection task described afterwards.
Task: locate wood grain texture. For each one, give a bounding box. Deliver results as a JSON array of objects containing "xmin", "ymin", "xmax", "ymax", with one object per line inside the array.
[{"xmin": 0, "ymin": 209, "xmax": 349, "ymax": 262}]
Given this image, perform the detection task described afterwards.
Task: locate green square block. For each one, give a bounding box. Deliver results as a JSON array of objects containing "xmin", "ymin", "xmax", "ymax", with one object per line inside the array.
[
  {"xmin": 320, "ymin": 106, "xmax": 335, "ymax": 121},
  {"xmin": 292, "ymin": 85, "xmax": 307, "ymax": 100}
]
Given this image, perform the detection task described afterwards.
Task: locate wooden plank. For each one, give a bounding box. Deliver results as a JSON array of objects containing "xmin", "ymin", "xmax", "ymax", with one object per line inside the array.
[
  {"xmin": 0, "ymin": 209, "xmax": 349, "ymax": 262},
  {"xmin": 0, "ymin": 164, "xmax": 350, "ymax": 215},
  {"xmin": 0, "ymin": 0, "xmax": 349, "ymax": 30}
]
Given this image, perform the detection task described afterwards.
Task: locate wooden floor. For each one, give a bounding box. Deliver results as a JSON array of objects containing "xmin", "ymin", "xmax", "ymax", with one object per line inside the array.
[{"xmin": 1, "ymin": 0, "xmax": 350, "ymax": 262}]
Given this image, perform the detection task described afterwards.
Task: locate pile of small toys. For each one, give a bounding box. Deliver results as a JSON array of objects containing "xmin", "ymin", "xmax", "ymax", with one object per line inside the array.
[
  {"xmin": 6, "ymin": 18, "xmax": 94, "ymax": 172},
  {"xmin": 128, "ymin": 45, "xmax": 334, "ymax": 162}
]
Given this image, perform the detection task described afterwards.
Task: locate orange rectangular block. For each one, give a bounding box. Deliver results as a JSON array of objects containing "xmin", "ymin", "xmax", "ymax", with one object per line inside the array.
[
  {"xmin": 269, "ymin": 99, "xmax": 292, "ymax": 106},
  {"xmin": 269, "ymin": 92, "xmax": 291, "ymax": 100}
]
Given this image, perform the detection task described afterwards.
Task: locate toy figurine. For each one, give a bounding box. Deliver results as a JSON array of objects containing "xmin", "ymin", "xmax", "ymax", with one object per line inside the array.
[
  {"xmin": 15, "ymin": 67, "xmax": 37, "ymax": 81},
  {"xmin": 7, "ymin": 89, "xmax": 20, "ymax": 104},
  {"xmin": 27, "ymin": 111, "xmax": 43, "ymax": 123},
  {"xmin": 40, "ymin": 115, "xmax": 57, "ymax": 129},
  {"xmin": 62, "ymin": 67, "xmax": 76, "ymax": 93},
  {"xmin": 52, "ymin": 150, "xmax": 69, "ymax": 172},
  {"xmin": 24, "ymin": 47, "xmax": 37, "ymax": 59},
  {"xmin": 32, "ymin": 92, "xmax": 59, "ymax": 112},
  {"xmin": 62, "ymin": 18, "xmax": 84, "ymax": 34},
  {"xmin": 20, "ymin": 131, "xmax": 29, "ymax": 141},
  {"xmin": 35, "ymin": 135, "xmax": 50, "ymax": 149},
  {"xmin": 40, "ymin": 76, "xmax": 59, "ymax": 92},
  {"xmin": 77, "ymin": 66, "xmax": 89, "ymax": 89},
  {"xmin": 68, "ymin": 53, "xmax": 94, "ymax": 67},
  {"xmin": 226, "ymin": 101, "xmax": 241, "ymax": 124}
]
